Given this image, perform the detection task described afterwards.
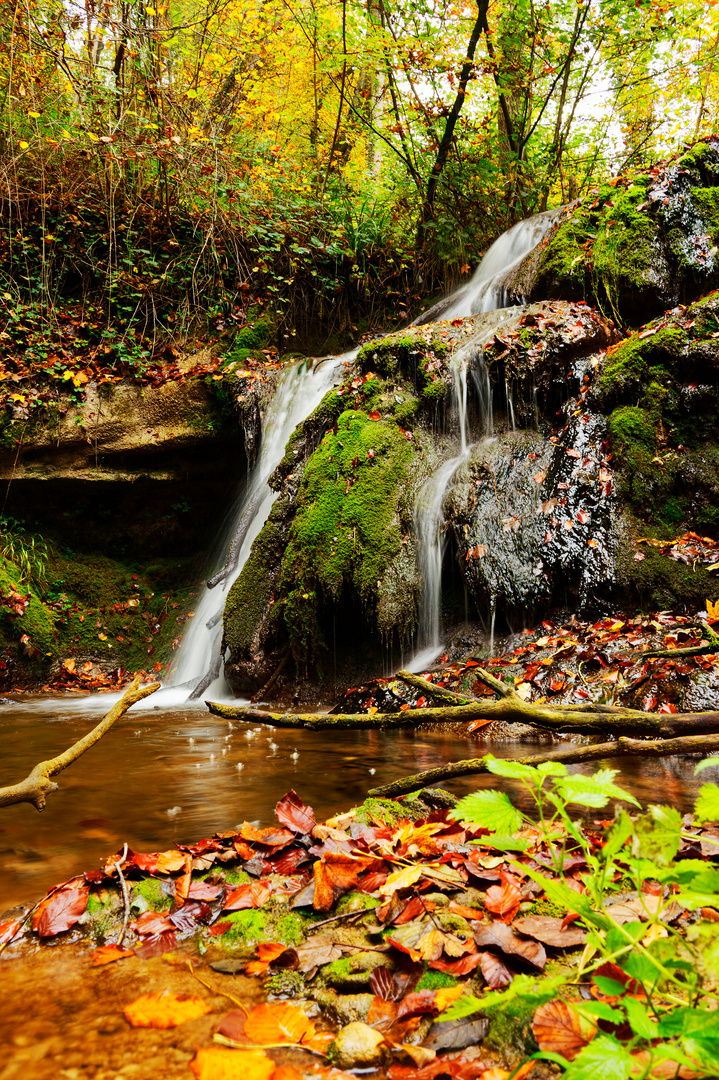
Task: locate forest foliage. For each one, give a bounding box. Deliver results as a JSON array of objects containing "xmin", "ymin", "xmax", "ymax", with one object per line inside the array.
[{"xmin": 2, "ymin": 0, "xmax": 719, "ymax": 351}]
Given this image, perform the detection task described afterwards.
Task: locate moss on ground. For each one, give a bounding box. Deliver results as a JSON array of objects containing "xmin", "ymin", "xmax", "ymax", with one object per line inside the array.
[
  {"xmin": 212, "ymin": 905, "xmax": 313, "ymax": 949},
  {"xmin": 416, "ymin": 969, "xmax": 459, "ymax": 991},
  {"xmin": 223, "ymin": 497, "xmax": 288, "ymax": 657},
  {"xmin": 131, "ymin": 877, "xmax": 172, "ymax": 911},
  {"xmin": 353, "ymin": 796, "xmax": 406, "ymax": 826}
]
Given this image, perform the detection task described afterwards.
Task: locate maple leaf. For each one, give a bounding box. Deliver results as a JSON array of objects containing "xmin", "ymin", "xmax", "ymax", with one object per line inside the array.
[{"xmin": 124, "ymin": 991, "xmax": 212, "ymax": 1028}]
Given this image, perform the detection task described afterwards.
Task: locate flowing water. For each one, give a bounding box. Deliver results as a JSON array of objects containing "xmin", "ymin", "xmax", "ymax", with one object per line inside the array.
[
  {"xmin": 0, "ymin": 696, "xmax": 707, "ymax": 910},
  {"xmin": 163, "ymin": 352, "xmax": 354, "ymax": 704}
]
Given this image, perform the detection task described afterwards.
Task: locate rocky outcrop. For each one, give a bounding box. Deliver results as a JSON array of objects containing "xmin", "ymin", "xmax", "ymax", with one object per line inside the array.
[{"xmin": 504, "ymin": 139, "xmax": 719, "ymax": 325}]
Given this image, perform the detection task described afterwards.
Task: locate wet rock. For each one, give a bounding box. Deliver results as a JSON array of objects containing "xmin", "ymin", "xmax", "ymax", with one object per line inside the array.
[
  {"xmin": 316, "ymin": 990, "xmax": 376, "ymax": 1025},
  {"xmin": 328, "ymin": 1022, "xmax": 387, "ymax": 1069},
  {"xmin": 504, "ymin": 138, "xmax": 719, "ymax": 325}
]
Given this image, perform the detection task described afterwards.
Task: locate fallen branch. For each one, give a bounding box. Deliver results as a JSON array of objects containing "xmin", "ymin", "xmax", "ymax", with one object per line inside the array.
[
  {"xmin": 368, "ymin": 731, "xmax": 719, "ymax": 798},
  {"xmin": 0, "ymin": 676, "xmax": 159, "ymax": 811},
  {"xmin": 205, "ymin": 665, "xmax": 719, "ymax": 739}
]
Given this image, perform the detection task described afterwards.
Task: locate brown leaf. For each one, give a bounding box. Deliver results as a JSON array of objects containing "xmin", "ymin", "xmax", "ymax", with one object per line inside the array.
[
  {"xmin": 239, "ymin": 822, "xmax": 296, "ymax": 847},
  {"xmin": 370, "ymin": 965, "xmax": 401, "ymax": 1001},
  {"xmin": 512, "ymin": 916, "xmax": 586, "ymax": 948},
  {"xmin": 479, "ymin": 950, "xmax": 515, "ymax": 988},
  {"xmin": 425, "ymin": 1014, "xmax": 490, "ymax": 1051},
  {"xmin": 276, "ymin": 790, "xmax": 316, "ymax": 834},
  {"xmin": 428, "ymin": 952, "xmax": 482, "ymax": 975},
  {"xmin": 223, "ymin": 881, "xmax": 272, "ymax": 911},
  {"xmin": 90, "ymin": 944, "xmax": 135, "ymax": 967},
  {"xmin": 532, "ymin": 999, "xmax": 597, "ymax": 1061},
  {"xmin": 473, "ymin": 922, "xmax": 546, "ymax": 970},
  {"xmin": 190, "ymin": 1047, "xmax": 275, "ymax": 1080},
  {"xmin": 367, "ymin": 996, "xmax": 398, "ymax": 1031},
  {"xmin": 131, "ymin": 910, "xmax": 175, "ymax": 936}
]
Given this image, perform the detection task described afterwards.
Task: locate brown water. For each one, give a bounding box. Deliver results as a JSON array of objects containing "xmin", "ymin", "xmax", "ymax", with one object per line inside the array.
[{"xmin": 0, "ymin": 693, "xmax": 706, "ymax": 911}]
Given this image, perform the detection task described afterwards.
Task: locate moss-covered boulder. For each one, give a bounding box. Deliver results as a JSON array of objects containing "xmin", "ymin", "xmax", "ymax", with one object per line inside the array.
[
  {"xmin": 507, "ymin": 138, "xmax": 719, "ymax": 325},
  {"xmin": 223, "ymin": 325, "xmax": 461, "ymax": 696}
]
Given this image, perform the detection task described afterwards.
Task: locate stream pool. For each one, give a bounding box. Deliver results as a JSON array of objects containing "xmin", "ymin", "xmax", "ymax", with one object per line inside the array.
[{"xmin": 0, "ymin": 692, "xmax": 708, "ymax": 911}]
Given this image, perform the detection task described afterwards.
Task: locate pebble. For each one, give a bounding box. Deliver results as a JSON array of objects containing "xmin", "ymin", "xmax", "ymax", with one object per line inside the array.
[{"xmin": 329, "ymin": 1022, "xmax": 387, "ymax": 1069}]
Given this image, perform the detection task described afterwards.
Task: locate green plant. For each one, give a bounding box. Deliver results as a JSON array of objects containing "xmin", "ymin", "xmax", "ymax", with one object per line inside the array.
[
  {"xmin": 445, "ymin": 757, "xmax": 719, "ymax": 1078},
  {"xmin": 0, "ymin": 518, "xmax": 49, "ymax": 590}
]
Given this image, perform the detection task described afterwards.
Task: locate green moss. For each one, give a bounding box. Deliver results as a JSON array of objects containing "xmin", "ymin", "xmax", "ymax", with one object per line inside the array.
[
  {"xmin": 692, "ymin": 187, "xmax": 719, "ymax": 240},
  {"xmin": 279, "ymin": 410, "xmax": 415, "ymax": 665},
  {"xmin": 222, "ymin": 868, "xmax": 252, "ymax": 885},
  {"xmin": 416, "ymin": 969, "xmax": 459, "ymax": 991},
  {"xmin": 217, "ymin": 909, "xmax": 268, "ymax": 945},
  {"xmin": 594, "ymin": 327, "xmax": 686, "ymax": 406},
  {"xmin": 131, "ymin": 877, "xmax": 172, "ymax": 911},
  {"xmin": 266, "ymin": 970, "xmax": 306, "ymax": 997},
  {"xmin": 233, "ymin": 312, "xmax": 274, "ymax": 351},
  {"xmin": 529, "ymin": 899, "xmax": 566, "ymax": 920},
  {"xmin": 353, "ymin": 796, "xmax": 405, "ymax": 826},
  {"xmin": 483, "ymin": 997, "xmax": 540, "ymax": 1062},
  {"xmin": 609, "ymin": 406, "xmax": 656, "ymax": 458},
  {"xmin": 224, "ymin": 497, "xmax": 288, "ymax": 655},
  {"xmin": 335, "ymin": 892, "xmax": 381, "ymax": 914},
  {"xmin": 273, "ymin": 911, "xmax": 308, "ymax": 946}
]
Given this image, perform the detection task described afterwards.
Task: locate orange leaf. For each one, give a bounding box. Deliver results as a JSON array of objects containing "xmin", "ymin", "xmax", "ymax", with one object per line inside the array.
[
  {"xmin": 90, "ymin": 944, "xmax": 135, "ymax": 967},
  {"xmin": 531, "ymin": 999, "xmax": 597, "ymax": 1061},
  {"xmin": 243, "ymin": 1002, "xmax": 316, "ymax": 1046},
  {"xmin": 223, "ymin": 880, "xmax": 272, "ymax": 911},
  {"xmin": 273, "ymin": 1068, "xmax": 305, "ymax": 1080},
  {"xmin": 190, "ymin": 1048, "xmax": 276, "ymax": 1080},
  {"xmin": 313, "ymin": 852, "xmax": 375, "ymax": 911},
  {"xmin": 156, "ymin": 850, "xmax": 188, "ymax": 873},
  {"xmin": 258, "ymin": 941, "xmax": 288, "ymax": 962},
  {"xmin": 484, "ymin": 878, "xmax": 521, "ymax": 924},
  {"xmin": 124, "ymin": 991, "xmax": 212, "ymax": 1028},
  {"xmin": 33, "ymin": 885, "xmax": 89, "ymax": 937}
]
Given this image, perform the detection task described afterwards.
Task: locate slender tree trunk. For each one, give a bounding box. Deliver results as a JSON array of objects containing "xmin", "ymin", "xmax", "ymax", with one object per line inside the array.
[{"xmin": 416, "ymin": 0, "xmax": 489, "ymax": 251}]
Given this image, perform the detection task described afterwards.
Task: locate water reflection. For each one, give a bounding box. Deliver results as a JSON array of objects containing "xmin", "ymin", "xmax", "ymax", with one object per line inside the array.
[{"xmin": 0, "ymin": 696, "xmax": 708, "ymax": 909}]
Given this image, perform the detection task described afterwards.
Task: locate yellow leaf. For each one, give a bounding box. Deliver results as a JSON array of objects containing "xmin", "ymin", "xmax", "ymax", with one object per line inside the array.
[
  {"xmin": 380, "ymin": 864, "xmax": 423, "ymax": 896},
  {"xmin": 435, "ymin": 984, "xmax": 465, "ymax": 1012},
  {"xmin": 642, "ymin": 923, "xmax": 668, "ymax": 947},
  {"xmin": 28, "ymin": 110, "xmax": 41, "ymax": 118},
  {"xmin": 18, "ymin": 141, "xmax": 29, "ymax": 149},
  {"xmin": 190, "ymin": 1048, "xmax": 275, "ymax": 1080},
  {"xmin": 186, "ymin": 88, "xmax": 198, "ymax": 98},
  {"xmin": 708, "ymin": 599, "xmax": 719, "ymax": 620},
  {"xmin": 98, "ymin": 633, "xmax": 108, "ymax": 640},
  {"xmin": 62, "ymin": 370, "xmax": 74, "ymax": 380},
  {"xmin": 87, "ymin": 132, "xmax": 99, "ymax": 142},
  {"xmin": 124, "ymin": 991, "xmax": 212, "ymax": 1028}
]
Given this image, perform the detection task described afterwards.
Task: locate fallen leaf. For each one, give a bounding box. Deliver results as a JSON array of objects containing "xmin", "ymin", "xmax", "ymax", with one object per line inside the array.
[
  {"xmin": 484, "ymin": 878, "xmax": 521, "ymax": 924},
  {"xmin": 276, "ymin": 790, "xmax": 316, "ymax": 834},
  {"xmin": 479, "ymin": 950, "xmax": 515, "ymax": 988},
  {"xmin": 473, "ymin": 922, "xmax": 546, "ymax": 970},
  {"xmin": 243, "ymin": 1001, "xmax": 316, "ymax": 1045},
  {"xmin": 90, "ymin": 944, "xmax": 135, "ymax": 967},
  {"xmin": 239, "ymin": 823, "xmax": 296, "ymax": 846},
  {"xmin": 425, "ymin": 1014, "xmax": 490, "ymax": 1051},
  {"xmin": 531, "ymin": 999, "xmax": 597, "ymax": 1060},
  {"xmin": 124, "ymin": 991, "xmax": 212, "ymax": 1028},
  {"xmin": 512, "ymin": 916, "xmax": 586, "ymax": 948},
  {"xmin": 223, "ymin": 881, "xmax": 272, "ymax": 911},
  {"xmin": 33, "ymin": 885, "xmax": 89, "ymax": 937},
  {"xmin": 314, "ymin": 853, "xmax": 376, "ymax": 911},
  {"xmin": 190, "ymin": 1047, "xmax": 276, "ymax": 1080}
]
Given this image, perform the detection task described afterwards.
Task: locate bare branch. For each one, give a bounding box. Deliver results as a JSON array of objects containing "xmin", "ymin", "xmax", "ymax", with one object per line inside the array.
[{"xmin": 0, "ymin": 677, "xmax": 159, "ymax": 811}]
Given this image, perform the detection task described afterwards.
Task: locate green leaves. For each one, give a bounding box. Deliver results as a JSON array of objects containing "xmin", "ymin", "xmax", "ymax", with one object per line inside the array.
[
  {"xmin": 631, "ymin": 804, "xmax": 682, "ymax": 866},
  {"xmin": 561, "ymin": 1034, "xmax": 633, "ymax": 1080},
  {"xmin": 451, "ymin": 789, "xmax": 523, "ymax": 834},
  {"xmin": 553, "ymin": 768, "xmax": 640, "ymax": 809},
  {"xmin": 695, "ymin": 782, "xmax": 719, "ymax": 824}
]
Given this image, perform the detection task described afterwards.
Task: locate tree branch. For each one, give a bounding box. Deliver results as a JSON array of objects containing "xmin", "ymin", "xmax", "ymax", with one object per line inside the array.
[
  {"xmin": 205, "ymin": 665, "xmax": 719, "ymax": 739},
  {"xmin": 368, "ymin": 731, "xmax": 719, "ymax": 798},
  {"xmin": 0, "ymin": 677, "xmax": 160, "ymax": 811}
]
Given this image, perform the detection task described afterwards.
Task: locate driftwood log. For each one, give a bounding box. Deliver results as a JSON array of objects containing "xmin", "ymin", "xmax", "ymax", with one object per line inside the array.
[
  {"xmin": 206, "ymin": 666, "xmax": 719, "ymax": 739},
  {"xmin": 0, "ymin": 676, "xmax": 159, "ymax": 811},
  {"xmin": 205, "ymin": 665, "xmax": 719, "ymax": 796}
]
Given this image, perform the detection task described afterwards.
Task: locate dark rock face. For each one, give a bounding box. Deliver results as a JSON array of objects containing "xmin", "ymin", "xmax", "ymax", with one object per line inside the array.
[{"xmin": 504, "ymin": 139, "xmax": 719, "ymax": 325}]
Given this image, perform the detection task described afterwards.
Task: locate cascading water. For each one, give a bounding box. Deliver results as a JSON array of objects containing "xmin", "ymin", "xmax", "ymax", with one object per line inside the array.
[
  {"xmin": 408, "ymin": 208, "xmax": 561, "ymax": 669},
  {"xmin": 165, "ymin": 352, "xmax": 352, "ymax": 703}
]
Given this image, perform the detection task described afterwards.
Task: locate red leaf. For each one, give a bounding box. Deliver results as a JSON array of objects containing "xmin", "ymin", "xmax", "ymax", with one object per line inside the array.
[
  {"xmin": 223, "ymin": 881, "xmax": 272, "ymax": 911},
  {"xmin": 239, "ymin": 823, "xmax": 296, "ymax": 847},
  {"xmin": 659, "ymin": 702, "xmax": 678, "ymax": 714},
  {"xmin": 33, "ymin": 886, "xmax": 89, "ymax": 937},
  {"xmin": 396, "ymin": 990, "xmax": 441, "ymax": 1021},
  {"xmin": 368, "ymin": 411, "xmax": 381, "ymax": 420},
  {"xmin": 484, "ymin": 877, "xmax": 521, "ymax": 924},
  {"xmin": 276, "ymin": 790, "xmax": 316, "ymax": 834},
  {"xmin": 132, "ymin": 910, "xmax": 175, "ymax": 936}
]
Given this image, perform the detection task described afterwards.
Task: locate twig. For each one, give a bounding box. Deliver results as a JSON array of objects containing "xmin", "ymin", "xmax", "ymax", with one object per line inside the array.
[
  {"xmin": 187, "ymin": 961, "xmax": 248, "ymax": 1013},
  {"xmin": 113, "ymin": 843, "xmax": 130, "ymax": 947},
  {"xmin": 307, "ymin": 908, "xmax": 369, "ymax": 933}
]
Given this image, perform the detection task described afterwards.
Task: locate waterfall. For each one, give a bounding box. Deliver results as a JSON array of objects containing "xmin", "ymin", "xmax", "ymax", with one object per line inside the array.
[
  {"xmin": 165, "ymin": 351, "xmax": 352, "ymax": 703},
  {"xmin": 408, "ymin": 209, "xmax": 559, "ymax": 669}
]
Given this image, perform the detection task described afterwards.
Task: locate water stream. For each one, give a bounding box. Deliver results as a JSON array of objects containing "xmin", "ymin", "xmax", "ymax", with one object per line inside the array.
[{"xmin": 164, "ymin": 352, "xmax": 354, "ymax": 703}]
